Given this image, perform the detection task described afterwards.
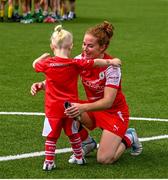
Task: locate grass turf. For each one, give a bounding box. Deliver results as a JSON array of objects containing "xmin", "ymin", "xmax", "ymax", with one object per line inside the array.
[{"xmin": 0, "ymin": 0, "xmax": 168, "ymax": 178}]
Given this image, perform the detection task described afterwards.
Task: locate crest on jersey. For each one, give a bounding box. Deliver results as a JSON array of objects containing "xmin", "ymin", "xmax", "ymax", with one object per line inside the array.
[{"xmin": 99, "ymin": 72, "xmax": 105, "ymax": 80}]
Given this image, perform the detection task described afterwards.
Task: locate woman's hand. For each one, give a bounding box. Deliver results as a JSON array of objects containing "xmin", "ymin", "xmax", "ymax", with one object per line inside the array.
[
  {"xmin": 65, "ymin": 103, "xmax": 94, "ymax": 129},
  {"xmin": 110, "ymin": 58, "xmax": 121, "ymax": 67},
  {"xmin": 64, "ymin": 103, "xmax": 84, "ymax": 118},
  {"xmin": 30, "ymin": 81, "xmax": 45, "ymax": 96}
]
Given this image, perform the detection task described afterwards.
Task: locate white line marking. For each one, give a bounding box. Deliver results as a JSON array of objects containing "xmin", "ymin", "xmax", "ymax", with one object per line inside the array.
[
  {"xmin": 0, "ymin": 112, "xmax": 44, "ymax": 116},
  {"xmin": 130, "ymin": 117, "xmax": 168, "ymax": 122},
  {"xmin": 0, "ymin": 112, "xmax": 168, "ymax": 122},
  {"xmin": 0, "ymin": 135, "xmax": 168, "ymax": 162},
  {"xmin": 0, "ymin": 148, "xmax": 72, "ymax": 162},
  {"xmin": 139, "ymin": 134, "xmax": 168, "ymax": 142}
]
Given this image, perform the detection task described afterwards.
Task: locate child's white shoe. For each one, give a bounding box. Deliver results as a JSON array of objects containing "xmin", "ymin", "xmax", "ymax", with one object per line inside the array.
[{"xmin": 43, "ymin": 161, "xmax": 56, "ymax": 171}]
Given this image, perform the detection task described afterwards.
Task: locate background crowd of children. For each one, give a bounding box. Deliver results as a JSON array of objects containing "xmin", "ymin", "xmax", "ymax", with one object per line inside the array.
[{"xmin": 0, "ymin": 0, "xmax": 76, "ymax": 23}]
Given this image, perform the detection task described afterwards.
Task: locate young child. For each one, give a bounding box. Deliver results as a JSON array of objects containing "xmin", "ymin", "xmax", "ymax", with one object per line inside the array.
[{"xmin": 32, "ymin": 25, "xmax": 121, "ymax": 171}]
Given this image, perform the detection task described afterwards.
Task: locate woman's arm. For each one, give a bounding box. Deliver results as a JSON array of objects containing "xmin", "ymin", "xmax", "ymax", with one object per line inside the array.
[
  {"xmin": 93, "ymin": 58, "xmax": 121, "ymax": 67},
  {"xmin": 32, "ymin": 53, "xmax": 50, "ymax": 68},
  {"xmin": 65, "ymin": 87, "xmax": 117, "ymax": 118},
  {"xmin": 79, "ymin": 87, "xmax": 117, "ymax": 111}
]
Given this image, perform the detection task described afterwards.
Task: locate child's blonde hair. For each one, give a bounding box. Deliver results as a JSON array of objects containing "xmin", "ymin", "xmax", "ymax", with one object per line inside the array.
[{"xmin": 50, "ymin": 25, "xmax": 73, "ymax": 49}]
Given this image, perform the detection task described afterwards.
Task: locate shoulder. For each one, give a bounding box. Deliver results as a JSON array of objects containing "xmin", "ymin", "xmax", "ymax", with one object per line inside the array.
[{"xmin": 41, "ymin": 56, "xmax": 54, "ymax": 63}]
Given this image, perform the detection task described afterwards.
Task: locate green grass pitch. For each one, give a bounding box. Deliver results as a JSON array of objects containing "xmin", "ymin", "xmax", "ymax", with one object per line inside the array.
[{"xmin": 0, "ymin": 0, "xmax": 168, "ymax": 178}]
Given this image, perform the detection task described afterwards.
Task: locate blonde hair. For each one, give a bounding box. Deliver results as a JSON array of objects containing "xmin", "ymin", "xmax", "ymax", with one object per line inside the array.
[{"xmin": 50, "ymin": 25, "xmax": 73, "ymax": 48}]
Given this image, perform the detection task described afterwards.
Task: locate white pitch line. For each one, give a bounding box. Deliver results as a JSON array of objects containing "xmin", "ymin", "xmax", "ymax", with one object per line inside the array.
[
  {"xmin": 0, "ymin": 148, "xmax": 72, "ymax": 162},
  {"xmin": 139, "ymin": 134, "xmax": 168, "ymax": 142},
  {"xmin": 0, "ymin": 112, "xmax": 168, "ymax": 122},
  {"xmin": 0, "ymin": 112, "xmax": 45, "ymax": 116},
  {"xmin": 130, "ymin": 117, "xmax": 168, "ymax": 122},
  {"xmin": 0, "ymin": 135, "xmax": 168, "ymax": 162}
]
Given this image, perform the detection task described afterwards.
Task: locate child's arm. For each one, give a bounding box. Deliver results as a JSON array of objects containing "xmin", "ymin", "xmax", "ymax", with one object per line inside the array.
[
  {"xmin": 32, "ymin": 53, "xmax": 50, "ymax": 68},
  {"xmin": 93, "ymin": 58, "xmax": 121, "ymax": 67}
]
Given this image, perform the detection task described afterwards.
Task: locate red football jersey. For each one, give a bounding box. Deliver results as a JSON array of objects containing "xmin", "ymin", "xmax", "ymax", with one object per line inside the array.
[
  {"xmin": 76, "ymin": 53, "xmax": 129, "ymax": 113},
  {"xmin": 35, "ymin": 56, "xmax": 94, "ymax": 117}
]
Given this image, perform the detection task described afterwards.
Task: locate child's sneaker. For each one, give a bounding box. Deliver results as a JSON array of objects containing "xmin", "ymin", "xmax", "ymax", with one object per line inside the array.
[
  {"xmin": 68, "ymin": 155, "xmax": 86, "ymax": 165},
  {"xmin": 82, "ymin": 137, "xmax": 97, "ymax": 156},
  {"xmin": 62, "ymin": 14, "xmax": 68, "ymax": 20},
  {"xmin": 126, "ymin": 128, "xmax": 143, "ymax": 156},
  {"xmin": 68, "ymin": 11, "xmax": 76, "ymax": 20},
  {"xmin": 43, "ymin": 161, "xmax": 56, "ymax": 171}
]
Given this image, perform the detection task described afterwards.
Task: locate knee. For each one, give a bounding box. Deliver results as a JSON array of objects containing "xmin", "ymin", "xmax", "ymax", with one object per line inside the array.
[{"xmin": 97, "ymin": 154, "xmax": 115, "ymax": 164}]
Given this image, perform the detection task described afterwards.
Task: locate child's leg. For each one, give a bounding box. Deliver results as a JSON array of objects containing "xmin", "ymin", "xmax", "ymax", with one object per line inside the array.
[
  {"xmin": 69, "ymin": 133, "xmax": 82, "ymax": 160},
  {"xmin": 26, "ymin": 0, "xmax": 31, "ymax": 15},
  {"xmin": 12, "ymin": 0, "xmax": 21, "ymax": 22},
  {"xmin": 14, "ymin": 0, "xmax": 19, "ymax": 14},
  {"xmin": 67, "ymin": 0, "xmax": 76, "ymax": 19},
  {"xmin": 33, "ymin": 0, "xmax": 44, "ymax": 22},
  {"xmin": 43, "ymin": 137, "xmax": 57, "ymax": 171},
  {"xmin": 68, "ymin": 133, "xmax": 86, "ymax": 164},
  {"xmin": 0, "ymin": 0, "xmax": 6, "ymax": 21},
  {"xmin": 42, "ymin": 0, "xmax": 48, "ymax": 21},
  {"xmin": 20, "ymin": 0, "xmax": 28, "ymax": 17},
  {"xmin": 69, "ymin": 0, "xmax": 75, "ymax": 12},
  {"xmin": 42, "ymin": 116, "xmax": 62, "ymax": 171},
  {"xmin": 55, "ymin": 0, "xmax": 60, "ymax": 15},
  {"xmin": 50, "ymin": 0, "xmax": 56, "ymax": 16},
  {"xmin": 64, "ymin": 117, "xmax": 86, "ymax": 164},
  {"xmin": 34, "ymin": 0, "xmax": 40, "ymax": 14},
  {"xmin": 44, "ymin": 137, "xmax": 57, "ymax": 162},
  {"xmin": 8, "ymin": 0, "xmax": 13, "ymax": 19},
  {"xmin": 61, "ymin": 0, "xmax": 68, "ymax": 20},
  {"xmin": 42, "ymin": 0, "xmax": 48, "ymax": 16},
  {"xmin": 45, "ymin": 137, "xmax": 57, "ymax": 162}
]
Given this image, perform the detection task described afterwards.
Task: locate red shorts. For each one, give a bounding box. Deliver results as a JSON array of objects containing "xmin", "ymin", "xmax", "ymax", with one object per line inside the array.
[
  {"xmin": 87, "ymin": 110, "xmax": 129, "ymax": 138},
  {"xmin": 42, "ymin": 116, "xmax": 79, "ymax": 139}
]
